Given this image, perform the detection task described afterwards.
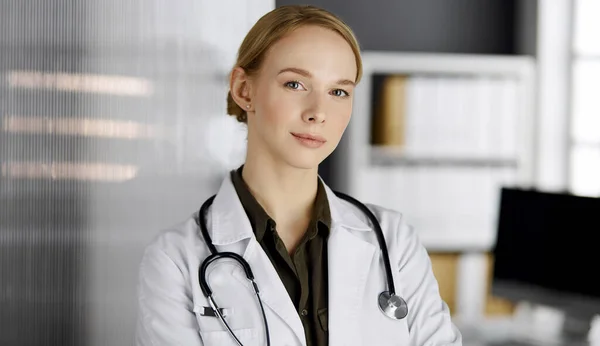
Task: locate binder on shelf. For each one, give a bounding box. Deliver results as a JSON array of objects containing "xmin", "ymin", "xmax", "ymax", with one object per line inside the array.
[
  {"xmin": 371, "ymin": 74, "xmax": 408, "ymax": 148},
  {"xmin": 370, "ymin": 73, "xmax": 521, "ymax": 162}
]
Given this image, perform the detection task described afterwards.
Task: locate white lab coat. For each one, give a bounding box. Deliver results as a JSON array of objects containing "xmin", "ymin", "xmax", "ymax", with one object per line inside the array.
[{"xmin": 135, "ymin": 174, "xmax": 463, "ymax": 346}]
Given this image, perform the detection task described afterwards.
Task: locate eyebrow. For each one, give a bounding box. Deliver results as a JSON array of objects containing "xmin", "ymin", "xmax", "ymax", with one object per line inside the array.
[{"xmin": 277, "ymin": 67, "xmax": 356, "ymax": 87}]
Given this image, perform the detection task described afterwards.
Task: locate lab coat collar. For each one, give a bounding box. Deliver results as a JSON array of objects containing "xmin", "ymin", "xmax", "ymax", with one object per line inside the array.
[
  {"xmin": 321, "ymin": 179, "xmax": 372, "ymax": 232},
  {"xmin": 209, "ymin": 173, "xmax": 372, "ymax": 245}
]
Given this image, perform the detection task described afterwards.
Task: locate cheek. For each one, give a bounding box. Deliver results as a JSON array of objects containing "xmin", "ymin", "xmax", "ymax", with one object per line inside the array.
[
  {"xmin": 329, "ymin": 103, "xmax": 352, "ymax": 134},
  {"xmin": 257, "ymin": 86, "xmax": 296, "ymax": 128}
]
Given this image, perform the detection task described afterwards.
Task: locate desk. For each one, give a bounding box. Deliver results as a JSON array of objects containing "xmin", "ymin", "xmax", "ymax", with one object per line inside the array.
[{"xmin": 457, "ymin": 317, "xmax": 596, "ymax": 346}]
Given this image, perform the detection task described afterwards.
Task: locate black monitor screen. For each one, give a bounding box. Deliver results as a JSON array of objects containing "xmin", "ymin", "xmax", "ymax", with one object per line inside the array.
[{"xmin": 492, "ymin": 188, "xmax": 600, "ymax": 305}]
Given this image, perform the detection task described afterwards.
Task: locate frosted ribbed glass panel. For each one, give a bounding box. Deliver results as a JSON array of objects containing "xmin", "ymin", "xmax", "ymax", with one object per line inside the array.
[{"xmin": 0, "ymin": 1, "xmax": 273, "ymax": 345}]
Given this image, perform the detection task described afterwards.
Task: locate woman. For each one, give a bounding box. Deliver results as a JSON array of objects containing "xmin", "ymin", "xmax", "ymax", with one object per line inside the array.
[{"xmin": 136, "ymin": 5, "xmax": 462, "ymax": 346}]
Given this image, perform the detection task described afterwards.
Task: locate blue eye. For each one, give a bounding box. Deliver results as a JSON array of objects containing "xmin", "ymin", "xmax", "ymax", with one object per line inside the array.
[
  {"xmin": 285, "ymin": 81, "xmax": 301, "ymax": 89},
  {"xmin": 332, "ymin": 89, "xmax": 349, "ymax": 97}
]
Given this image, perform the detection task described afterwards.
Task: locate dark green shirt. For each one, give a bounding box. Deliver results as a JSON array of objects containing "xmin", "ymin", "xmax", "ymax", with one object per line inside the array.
[{"xmin": 230, "ymin": 165, "xmax": 330, "ymax": 346}]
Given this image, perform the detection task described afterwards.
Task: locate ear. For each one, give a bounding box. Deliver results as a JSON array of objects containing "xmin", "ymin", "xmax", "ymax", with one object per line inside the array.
[{"xmin": 229, "ymin": 67, "xmax": 254, "ymax": 111}]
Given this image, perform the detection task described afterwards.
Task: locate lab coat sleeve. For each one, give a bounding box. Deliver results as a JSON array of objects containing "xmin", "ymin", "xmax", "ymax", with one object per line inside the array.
[
  {"xmin": 396, "ymin": 218, "xmax": 463, "ymax": 346},
  {"xmin": 135, "ymin": 241, "xmax": 203, "ymax": 345}
]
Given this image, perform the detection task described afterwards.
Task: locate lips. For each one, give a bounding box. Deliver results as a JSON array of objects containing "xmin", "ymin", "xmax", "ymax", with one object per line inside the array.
[
  {"xmin": 291, "ymin": 133, "xmax": 326, "ymax": 142},
  {"xmin": 291, "ymin": 132, "xmax": 327, "ymax": 148}
]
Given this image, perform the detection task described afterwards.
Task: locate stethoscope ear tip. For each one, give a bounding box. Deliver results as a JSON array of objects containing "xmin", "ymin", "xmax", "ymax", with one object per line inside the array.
[{"xmin": 378, "ymin": 291, "xmax": 408, "ymax": 320}]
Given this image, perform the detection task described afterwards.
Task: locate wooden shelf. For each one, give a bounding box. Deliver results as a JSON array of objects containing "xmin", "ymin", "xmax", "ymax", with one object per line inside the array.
[
  {"xmin": 370, "ymin": 146, "xmax": 519, "ymax": 168},
  {"xmin": 418, "ymin": 230, "xmax": 495, "ymax": 252}
]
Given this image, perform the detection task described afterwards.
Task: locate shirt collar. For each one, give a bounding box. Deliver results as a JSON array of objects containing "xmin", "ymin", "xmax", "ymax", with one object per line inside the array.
[
  {"xmin": 229, "ymin": 165, "xmax": 272, "ymax": 242},
  {"xmin": 207, "ymin": 169, "xmax": 371, "ymax": 246},
  {"xmin": 229, "ymin": 165, "xmax": 332, "ymax": 243}
]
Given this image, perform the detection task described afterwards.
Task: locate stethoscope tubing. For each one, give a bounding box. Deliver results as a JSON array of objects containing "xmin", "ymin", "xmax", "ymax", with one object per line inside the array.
[
  {"xmin": 197, "ymin": 191, "xmax": 396, "ymax": 296},
  {"xmin": 195, "ymin": 189, "xmax": 406, "ymax": 345}
]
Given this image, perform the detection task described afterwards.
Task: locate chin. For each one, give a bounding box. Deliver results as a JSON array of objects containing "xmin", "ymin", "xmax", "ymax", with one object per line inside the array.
[{"xmin": 281, "ymin": 149, "xmax": 328, "ymax": 170}]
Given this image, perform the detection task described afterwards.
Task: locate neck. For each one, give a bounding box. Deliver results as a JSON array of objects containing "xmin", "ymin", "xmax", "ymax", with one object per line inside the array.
[{"xmin": 241, "ymin": 152, "xmax": 319, "ymax": 235}]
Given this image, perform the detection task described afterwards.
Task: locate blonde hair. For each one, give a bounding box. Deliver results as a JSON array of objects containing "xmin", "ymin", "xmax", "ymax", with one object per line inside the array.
[{"xmin": 226, "ymin": 5, "xmax": 363, "ymax": 123}]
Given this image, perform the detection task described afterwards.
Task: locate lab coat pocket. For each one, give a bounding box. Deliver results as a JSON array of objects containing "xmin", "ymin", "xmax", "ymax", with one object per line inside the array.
[
  {"xmin": 193, "ymin": 306, "xmax": 260, "ymax": 346},
  {"xmin": 366, "ymin": 312, "xmax": 411, "ymax": 346},
  {"xmin": 193, "ymin": 263, "xmax": 264, "ymax": 344},
  {"xmin": 193, "ymin": 303, "xmax": 236, "ymax": 331},
  {"xmin": 199, "ymin": 328, "xmax": 259, "ymax": 346}
]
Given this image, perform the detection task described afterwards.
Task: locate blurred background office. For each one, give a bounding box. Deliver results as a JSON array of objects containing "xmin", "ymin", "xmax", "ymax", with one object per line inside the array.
[{"xmin": 0, "ymin": 1, "xmax": 599, "ymax": 345}]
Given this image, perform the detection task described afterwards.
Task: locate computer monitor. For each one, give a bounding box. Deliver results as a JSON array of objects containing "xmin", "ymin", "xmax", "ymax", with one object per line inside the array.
[{"xmin": 491, "ymin": 187, "xmax": 600, "ymax": 340}]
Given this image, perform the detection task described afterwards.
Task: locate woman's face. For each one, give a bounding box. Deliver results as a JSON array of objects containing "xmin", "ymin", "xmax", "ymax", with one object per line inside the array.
[{"xmin": 245, "ymin": 25, "xmax": 357, "ymax": 170}]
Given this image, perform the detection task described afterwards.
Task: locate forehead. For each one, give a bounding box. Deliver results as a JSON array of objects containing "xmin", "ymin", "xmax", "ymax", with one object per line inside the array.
[{"xmin": 260, "ymin": 25, "xmax": 357, "ymax": 81}]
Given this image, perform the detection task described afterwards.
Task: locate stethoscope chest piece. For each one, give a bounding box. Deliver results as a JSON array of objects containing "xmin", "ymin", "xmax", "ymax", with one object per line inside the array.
[{"xmin": 378, "ymin": 291, "xmax": 408, "ymax": 320}]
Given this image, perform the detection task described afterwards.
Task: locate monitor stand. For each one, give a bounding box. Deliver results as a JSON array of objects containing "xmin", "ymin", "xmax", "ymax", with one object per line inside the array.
[{"xmin": 509, "ymin": 302, "xmax": 593, "ymax": 346}]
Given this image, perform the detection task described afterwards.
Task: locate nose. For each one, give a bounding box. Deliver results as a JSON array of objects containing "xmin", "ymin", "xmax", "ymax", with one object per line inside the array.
[
  {"xmin": 302, "ymin": 112, "xmax": 325, "ymax": 123},
  {"xmin": 302, "ymin": 95, "xmax": 326, "ymax": 124}
]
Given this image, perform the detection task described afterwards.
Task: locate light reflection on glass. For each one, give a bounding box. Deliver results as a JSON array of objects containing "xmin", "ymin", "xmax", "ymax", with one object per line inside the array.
[
  {"xmin": 2, "ymin": 115, "xmax": 159, "ymax": 139},
  {"xmin": 7, "ymin": 70, "xmax": 154, "ymax": 96},
  {"xmin": 1, "ymin": 161, "xmax": 139, "ymax": 182}
]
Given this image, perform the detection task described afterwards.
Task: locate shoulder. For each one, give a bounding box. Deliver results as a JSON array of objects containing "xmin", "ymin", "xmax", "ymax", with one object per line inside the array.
[
  {"xmin": 356, "ymin": 201, "xmax": 424, "ymax": 262},
  {"xmin": 144, "ymin": 213, "xmax": 200, "ymax": 252},
  {"xmin": 335, "ymin": 192, "xmax": 420, "ymax": 243},
  {"xmin": 359, "ymin": 202, "xmax": 417, "ymax": 242},
  {"xmin": 139, "ymin": 212, "xmax": 209, "ymax": 278},
  {"xmin": 363, "ymin": 202, "xmax": 406, "ymax": 228}
]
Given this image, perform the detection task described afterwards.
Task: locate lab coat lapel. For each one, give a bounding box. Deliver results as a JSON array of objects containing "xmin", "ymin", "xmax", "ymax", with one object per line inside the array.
[
  {"xmin": 324, "ymin": 185, "xmax": 378, "ymax": 346},
  {"xmin": 235, "ymin": 239, "xmax": 307, "ymax": 346},
  {"xmin": 211, "ymin": 175, "xmax": 305, "ymax": 345}
]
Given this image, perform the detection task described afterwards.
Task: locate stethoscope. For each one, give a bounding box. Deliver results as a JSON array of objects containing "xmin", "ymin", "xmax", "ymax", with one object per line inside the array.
[{"xmin": 196, "ymin": 190, "xmax": 408, "ymax": 346}]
